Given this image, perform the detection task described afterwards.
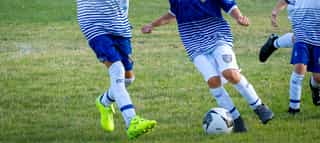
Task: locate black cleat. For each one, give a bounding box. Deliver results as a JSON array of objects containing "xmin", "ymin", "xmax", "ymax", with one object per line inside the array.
[
  {"xmin": 254, "ymin": 104, "xmax": 274, "ymax": 124},
  {"xmin": 233, "ymin": 116, "xmax": 247, "ymax": 133},
  {"xmin": 259, "ymin": 34, "xmax": 279, "ymax": 62},
  {"xmin": 288, "ymin": 107, "xmax": 300, "ymax": 115},
  {"xmin": 309, "ymin": 79, "xmax": 320, "ymax": 106}
]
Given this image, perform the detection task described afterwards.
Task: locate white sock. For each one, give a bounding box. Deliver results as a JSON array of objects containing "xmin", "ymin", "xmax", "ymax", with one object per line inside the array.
[
  {"xmin": 289, "ymin": 72, "xmax": 304, "ymax": 109},
  {"xmin": 125, "ymin": 77, "xmax": 135, "ymax": 87},
  {"xmin": 210, "ymin": 87, "xmax": 240, "ymax": 119},
  {"xmin": 100, "ymin": 89, "xmax": 114, "ymax": 107},
  {"xmin": 109, "ymin": 61, "xmax": 136, "ymax": 127},
  {"xmin": 101, "ymin": 77, "xmax": 134, "ymax": 107},
  {"xmin": 273, "ymin": 33, "xmax": 294, "ymax": 48},
  {"xmin": 311, "ymin": 76, "xmax": 320, "ymax": 88},
  {"xmin": 233, "ymin": 75, "xmax": 262, "ymax": 109}
]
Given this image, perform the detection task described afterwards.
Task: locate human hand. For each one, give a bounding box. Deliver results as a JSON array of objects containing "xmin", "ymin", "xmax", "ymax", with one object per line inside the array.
[
  {"xmin": 237, "ymin": 16, "xmax": 250, "ymax": 27},
  {"xmin": 141, "ymin": 24, "xmax": 153, "ymax": 34}
]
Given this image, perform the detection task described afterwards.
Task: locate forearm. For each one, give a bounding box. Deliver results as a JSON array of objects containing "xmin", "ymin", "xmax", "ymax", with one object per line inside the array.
[
  {"xmin": 229, "ymin": 7, "xmax": 249, "ymax": 26},
  {"xmin": 141, "ymin": 12, "xmax": 176, "ymax": 33},
  {"xmin": 229, "ymin": 7, "xmax": 242, "ymax": 21},
  {"xmin": 149, "ymin": 13, "xmax": 176, "ymax": 28},
  {"xmin": 272, "ymin": 0, "xmax": 288, "ymax": 16}
]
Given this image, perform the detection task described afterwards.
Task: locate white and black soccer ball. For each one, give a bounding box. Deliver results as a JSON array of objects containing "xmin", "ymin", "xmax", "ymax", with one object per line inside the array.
[{"xmin": 202, "ymin": 107, "xmax": 234, "ymax": 134}]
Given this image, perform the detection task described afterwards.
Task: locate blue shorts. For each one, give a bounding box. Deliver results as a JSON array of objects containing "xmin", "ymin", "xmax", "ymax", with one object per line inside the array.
[
  {"xmin": 291, "ymin": 42, "xmax": 320, "ymax": 73},
  {"xmin": 88, "ymin": 34, "xmax": 133, "ymax": 71}
]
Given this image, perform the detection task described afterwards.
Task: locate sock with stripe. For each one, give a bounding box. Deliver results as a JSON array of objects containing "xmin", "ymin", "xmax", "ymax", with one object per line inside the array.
[
  {"xmin": 273, "ymin": 33, "xmax": 294, "ymax": 48},
  {"xmin": 233, "ymin": 75, "xmax": 262, "ymax": 109},
  {"xmin": 100, "ymin": 77, "xmax": 135, "ymax": 107},
  {"xmin": 289, "ymin": 72, "xmax": 304, "ymax": 109},
  {"xmin": 109, "ymin": 61, "xmax": 136, "ymax": 127},
  {"xmin": 100, "ymin": 89, "xmax": 114, "ymax": 107},
  {"xmin": 210, "ymin": 87, "xmax": 240, "ymax": 119}
]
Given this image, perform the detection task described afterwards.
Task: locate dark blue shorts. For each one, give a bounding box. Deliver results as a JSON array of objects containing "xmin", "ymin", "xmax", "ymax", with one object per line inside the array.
[
  {"xmin": 291, "ymin": 42, "xmax": 320, "ymax": 73},
  {"xmin": 89, "ymin": 34, "xmax": 134, "ymax": 71}
]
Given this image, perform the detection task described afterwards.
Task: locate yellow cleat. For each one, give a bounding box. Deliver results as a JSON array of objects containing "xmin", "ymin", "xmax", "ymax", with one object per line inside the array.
[
  {"xmin": 127, "ymin": 116, "xmax": 157, "ymax": 139},
  {"xmin": 96, "ymin": 96, "xmax": 115, "ymax": 132}
]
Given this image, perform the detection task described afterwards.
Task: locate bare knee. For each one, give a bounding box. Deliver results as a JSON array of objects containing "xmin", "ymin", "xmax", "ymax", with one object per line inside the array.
[
  {"xmin": 222, "ymin": 69, "xmax": 241, "ymax": 84},
  {"xmin": 294, "ymin": 64, "xmax": 307, "ymax": 75},
  {"xmin": 207, "ymin": 76, "xmax": 222, "ymax": 88},
  {"xmin": 125, "ymin": 71, "xmax": 134, "ymax": 79}
]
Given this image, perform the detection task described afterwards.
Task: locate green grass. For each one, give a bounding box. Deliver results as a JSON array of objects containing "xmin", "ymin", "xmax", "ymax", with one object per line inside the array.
[{"xmin": 1, "ymin": 0, "xmax": 320, "ymax": 143}]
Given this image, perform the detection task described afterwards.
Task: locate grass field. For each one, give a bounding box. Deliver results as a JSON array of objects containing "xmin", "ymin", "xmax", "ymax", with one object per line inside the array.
[{"xmin": 1, "ymin": 0, "xmax": 320, "ymax": 143}]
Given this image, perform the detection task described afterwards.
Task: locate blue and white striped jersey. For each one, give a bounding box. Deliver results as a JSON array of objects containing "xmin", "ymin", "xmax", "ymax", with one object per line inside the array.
[
  {"xmin": 77, "ymin": 0, "xmax": 131, "ymax": 41},
  {"xmin": 292, "ymin": 0, "xmax": 320, "ymax": 46},
  {"xmin": 169, "ymin": 0, "xmax": 237, "ymax": 61},
  {"xmin": 119, "ymin": 0, "xmax": 129, "ymax": 17},
  {"xmin": 287, "ymin": 0, "xmax": 295, "ymax": 21}
]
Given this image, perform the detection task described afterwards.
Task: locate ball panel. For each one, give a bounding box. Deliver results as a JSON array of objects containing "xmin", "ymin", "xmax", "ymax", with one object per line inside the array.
[{"xmin": 202, "ymin": 107, "xmax": 234, "ymax": 134}]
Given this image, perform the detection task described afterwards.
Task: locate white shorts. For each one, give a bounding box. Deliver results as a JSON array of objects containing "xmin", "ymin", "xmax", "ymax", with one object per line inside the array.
[{"xmin": 193, "ymin": 43, "xmax": 239, "ymax": 82}]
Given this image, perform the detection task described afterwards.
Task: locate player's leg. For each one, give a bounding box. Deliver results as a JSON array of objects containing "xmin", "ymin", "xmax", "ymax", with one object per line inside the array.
[
  {"xmin": 214, "ymin": 43, "xmax": 273, "ymax": 124},
  {"xmin": 274, "ymin": 33, "xmax": 294, "ymax": 49},
  {"xmin": 89, "ymin": 35, "xmax": 156, "ymax": 138},
  {"xmin": 260, "ymin": 6, "xmax": 295, "ymax": 63},
  {"xmin": 288, "ymin": 42, "xmax": 309, "ymax": 114},
  {"xmin": 259, "ymin": 34, "xmax": 279, "ymax": 62},
  {"xmin": 101, "ymin": 59, "xmax": 134, "ymax": 107},
  {"xmin": 193, "ymin": 54, "xmax": 247, "ymax": 132},
  {"xmin": 113, "ymin": 36, "xmax": 156, "ymax": 139},
  {"xmin": 288, "ymin": 64, "xmax": 306, "ymax": 114},
  {"xmin": 308, "ymin": 46, "xmax": 320, "ymax": 106},
  {"xmin": 88, "ymin": 35, "xmax": 120, "ymax": 132},
  {"xmin": 259, "ymin": 33, "xmax": 294, "ymax": 62},
  {"xmin": 107, "ymin": 60, "xmax": 155, "ymax": 139},
  {"xmin": 273, "ymin": 4, "xmax": 295, "ymax": 51},
  {"xmin": 100, "ymin": 62, "xmax": 134, "ymax": 111},
  {"xmin": 310, "ymin": 73, "xmax": 320, "ymax": 105},
  {"xmin": 125, "ymin": 71, "xmax": 135, "ymax": 87},
  {"xmin": 113, "ymin": 36, "xmax": 135, "ymax": 87}
]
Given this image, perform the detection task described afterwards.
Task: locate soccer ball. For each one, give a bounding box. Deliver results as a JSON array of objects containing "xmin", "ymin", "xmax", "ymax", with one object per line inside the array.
[{"xmin": 202, "ymin": 107, "xmax": 234, "ymax": 134}]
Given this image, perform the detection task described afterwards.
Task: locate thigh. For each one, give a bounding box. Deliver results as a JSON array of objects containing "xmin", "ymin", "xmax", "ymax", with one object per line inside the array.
[
  {"xmin": 213, "ymin": 43, "xmax": 239, "ymax": 73},
  {"xmin": 193, "ymin": 54, "xmax": 219, "ymax": 82},
  {"xmin": 307, "ymin": 45, "xmax": 320, "ymax": 73},
  {"xmin": 114, "ymin": 37, "xmax": 134, "ymax": 71},
  {"xmin": 291, "ymin": 42, "xmax": 310, "ymax": 65},
  {"xmin": 88, "ymin": 35, "xmax": 121, "ymax": 63}
]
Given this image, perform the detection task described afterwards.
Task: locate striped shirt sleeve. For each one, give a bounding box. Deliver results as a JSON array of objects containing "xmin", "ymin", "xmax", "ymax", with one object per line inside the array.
[
  {"xmin": 219, "ymin": 0, "xmax": 237, "ymax": 14},
  {"xmin": 169, "ymin": 0, "xmax": 177, "ymax": 16}
]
